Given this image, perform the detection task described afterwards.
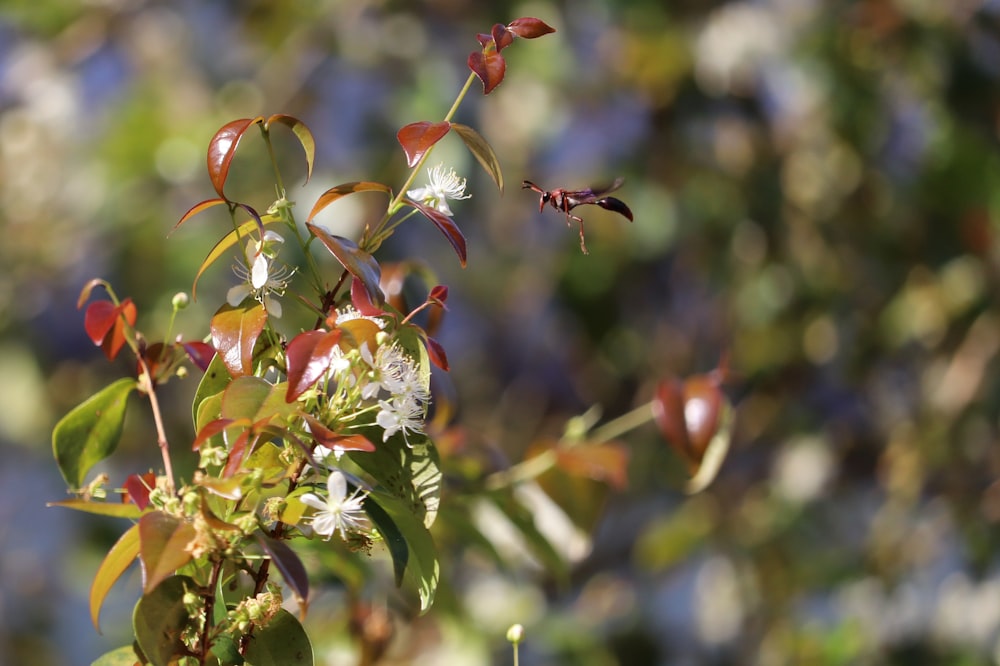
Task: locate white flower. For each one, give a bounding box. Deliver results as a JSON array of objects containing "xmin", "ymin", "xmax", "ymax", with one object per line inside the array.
[
  {"xmin": 227, "ymin": 231, "xmax": 293, "ymax": 317},
  {"xmin": 376, "ymin": 394, "xmax": 426, "ymax": 444},
  {"xmin": 299, "ymin": 470, "xmax": 368, "ymax": 540},
  {"xmin": 359, "ymin": 342, "xmax": 430, "ymax": 403},
  {"xmin": 406, "ymin": 163, "xmax": 471, "ymax": 216}
]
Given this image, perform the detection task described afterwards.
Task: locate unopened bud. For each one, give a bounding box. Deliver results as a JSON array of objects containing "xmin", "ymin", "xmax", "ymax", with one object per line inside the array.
[
  {"xmin": 506, "ymin": 623, "xmax": 524, "ymax": 644},
  {"xmin": 172, "ymin": 292, "xmax": 190, "ymax": 310}
]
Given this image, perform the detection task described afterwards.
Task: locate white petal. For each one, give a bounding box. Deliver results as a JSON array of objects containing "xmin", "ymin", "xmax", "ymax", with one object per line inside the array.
[
  {"xmin": 263, "ymin": 230, "xmax": 285, "ymax": 244},
  {"xmin": 327, "ymin": 470, "xmax": 348, "ymax": 501},
  {"xmin": 311, "ymin": 513, "xmax": 337, "ymax": 538},
  {"xmin": 251, "ymin": 253, "xmax": 270, "ymax": 289},
  {"xmin": 227, "ymin": 284, "xmax": 250, "ymax": 306},
  {"xmin": 299, "ymin": 492, "xmax": 326, "ymax": 511}
]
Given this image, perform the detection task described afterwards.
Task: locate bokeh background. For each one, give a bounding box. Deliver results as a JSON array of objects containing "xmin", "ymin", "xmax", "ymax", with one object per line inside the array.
[{"xmin": 3, "ymin": 0, "xmax": 1000, "ymax": 664}]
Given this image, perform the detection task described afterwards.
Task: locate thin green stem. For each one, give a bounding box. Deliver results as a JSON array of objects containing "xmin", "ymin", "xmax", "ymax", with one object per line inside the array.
[{"xmin": 588, "ymin": 401, "xmax": 656, "ymax": 443}]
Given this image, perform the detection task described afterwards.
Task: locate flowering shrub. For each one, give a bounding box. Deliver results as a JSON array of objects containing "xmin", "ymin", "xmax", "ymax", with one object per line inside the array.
[{"xmin": 49, "ymin": 15, "xmax": 733, "ymax": 666}]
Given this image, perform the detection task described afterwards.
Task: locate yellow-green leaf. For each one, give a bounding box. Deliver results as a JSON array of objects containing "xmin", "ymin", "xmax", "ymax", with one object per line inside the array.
[{"xmin": 90, "ymin": 523, "xmax": 140, "ymax": 632}]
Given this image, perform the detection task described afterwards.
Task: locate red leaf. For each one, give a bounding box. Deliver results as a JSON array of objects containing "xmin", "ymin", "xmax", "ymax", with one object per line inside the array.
[
  {"xmin": 681, "ymin": 377, "xmax": 725, "ymax": 459},
  {"xmin": 426, "ymin": 336, "xmax": 449, "ymax": 371},
  {"xmin": 429, "ymin": 285, "xmax": 449, "ymax": 306},
  {"xmin": 468, "ymin": 49, "xmax": 507, "ymax": 94},
  {"xmin": 492, "ymin": 23, "xmax": 514, "ymax": 51},
  {"xmin": 264, "ymin": 114, "xmax": 315, "ymax": 184},
  {"xmin": 88, "ymin": 298, "xmax": 136, "ymax": 361},
  {"xmin": 396, "ymin": 121, "xmax": 451, "ymax": 168},
  {"xmin": 84, "ymin": 300, "xmax": 117, "ymax": 346},
  {"xmin": 351, "ymin": 276, "xmax": 385, "ymax": 318},
  {"xmin": 182, "ymin": 341, "xmax": 216, "ymax": 372},
  {"xmin": 192, "ymin": 417, "xmax": 238, "ymax": 451},
  {"xmin": 285, "ymin": 329, "xmax": 342, "ymax": 403},
  {"xmin": 507, "ymin": 17, "xmax": 556, "ymax": 39},
  {"xmin": 651, "ymin": 378, "xmax": 693, "ymax": 463},
  {"xmin": 223, "ymin": 430, "xmax": 251, "ymax": 478},
  {"xmin": 306, "ymin": 181, "xmax": 393, "ymax": 223},
  {"xmin": 210, "ymin": 302, "xmax": 268, "ymax": 378},
  {"xmin": 404, "ymin": 198, "xmax": 468, "ymax": 266},
  {"xmin": 207, "ymin": 117, "xmax": 262, "ymax": 200},
  {"xmin": 475, "ymin": 32, "xmax": 492, "ymax": 48},
  {"xmin": 122, "ymin": 472, "xmax": 156, "ymax": 511}
]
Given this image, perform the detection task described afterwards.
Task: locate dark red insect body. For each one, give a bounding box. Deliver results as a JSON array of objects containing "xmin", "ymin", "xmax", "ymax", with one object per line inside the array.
[{"xmin": 521, "ymin": 177, "xmax": 633, "ymax": 253}]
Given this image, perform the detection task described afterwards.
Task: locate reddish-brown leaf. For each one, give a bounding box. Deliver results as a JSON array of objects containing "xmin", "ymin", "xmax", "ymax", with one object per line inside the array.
[
  {"xmin": 223, "ymin": 429, "xmax": 252, "ymax": 478},
  {"xmin": 285, "ymin": 329, "xmax": 343, "ymax": 403},
  {"xmin": 255, "ymin": 534, "xmax": 310, "ymax": 613},
  {"xmin": 209, "ymin": 302, "xmax": 268, "ymax": 378},
  {"xmin": 468, "ymin": 49, "xmax": 506, "ymax": 94},
  {"xmin": 404, "ymin": 198, "xmax": 468, "ymax": 266},
  {"xmin": 492, "ymin": 23, "xmax": 514, "ymax": 51},
  {"xmin": 429, "ymin": 285, "xmax": 449, "ymax": 306},
  {"xmin": 507, "ymin": 17, "xmax": 557, "ymax": 39},
  {"xmin": 306, "ymin": 223, "xmax": 384, "ymax": 306},
  {"xmin": 681, "ymin": 377, "xmax": 725, "ymax": 459},
  {"xmin": 138, "ymin": 511, "xmax": 197, "ymax": 593},
  {"xmin": 264, "ymin": 114, "xmax": 315, "ymax": 184},
  {"xmin": 304, "ymin": 415, "xmax": 376, "ymax": 453},
  {"xmin": 651, "ymin": 378, "xmax": 694, "ymax": 464},
  {"xmin": 306, "ymin": 181, "xmax": 393, "ymax": 223},
  {"xmin": 182, "ymin": 341, "xmax": 216, "ymax": 372},
  {"xmin": 192, "ymin": 417, "xmax": 239, "ymax": 451},
  {"xmin": 207, "ymin": 117, "xmax": 262, "ymax": 200},
  {"xmin": 351, "ymin": 276, "xmax": 385, "ymax": 318},
  {"xmin": 397, "ymin": 121, "xmax": 452, "ymax": 168},
  {"xmin": 426, "ymin": 336, "xmax": 449, "ymax": 371}
]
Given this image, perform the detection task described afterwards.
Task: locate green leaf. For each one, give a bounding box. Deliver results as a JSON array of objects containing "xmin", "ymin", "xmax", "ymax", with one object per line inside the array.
[
  {"xmin": 244, "ymin": 609, "xmax": 313, "ymax": 665},
  {"xmin": 90, "ymin": 645, "xmax": 140, "ymax": 666},
  {"xmin": 47, "ymin": 498, "xmax": 144, "ymax": 519},
  {"xmin": 450, "ymin": 123, "xmax": 503, "ymax": 193},
  {"xmin": 90, "ymin": 523, "xmax": 140, "ymax": 633},
  {"xmin": 685, "ymin": 401, "xmax": 733, "ymax": 494},
  {"xmin": 138, "ymin": 511, "xmax": 197, "ymax": 593},
  {"xmin": 366, "ymin": 490, "xmax": 439, "ymax": 613},
  {"xmin": 52, "ymin": 378, "xmax": 137, "ymax": 488},
  {"xmin": 133, "ymin": 575, "xmax": 196, "ymax": 666},
  {"xmin": 210, "ymin": 301, "xmax": 268, "ymax": 378},
  {"xmin": 220, "ymin": 376, "xmax": 297, "ymax": 424},
  {"xmin": 192, "ymin": 352, "xmax": 230, "ymax": 429},
  {"xmin": 362, "ymin": 495, "xmax": 408, "ymax": 587},
  {"xmin": 347, "ymin": 430, "xmax": 441, "ymax": 529}
]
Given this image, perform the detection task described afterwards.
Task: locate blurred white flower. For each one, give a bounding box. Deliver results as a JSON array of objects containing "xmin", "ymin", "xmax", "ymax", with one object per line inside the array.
[
  {"xmin": 406, "ymin": 163, "xmax": 470, "ymax": 216},
  {"xmin": 377, "ymin": 394, "xmax": 425, "ymax": 444},
  {"xmin": 227, "ymin": 231, "xmax": 293, "ymax": 317}
]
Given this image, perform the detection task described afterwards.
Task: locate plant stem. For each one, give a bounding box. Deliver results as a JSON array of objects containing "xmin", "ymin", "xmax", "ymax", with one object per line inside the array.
[{"xmin": 137, "ymin": 355, "xmax": 175, "ymax": 495}]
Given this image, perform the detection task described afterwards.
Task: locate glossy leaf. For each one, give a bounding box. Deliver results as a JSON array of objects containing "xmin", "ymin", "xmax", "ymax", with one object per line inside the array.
[
  {"xmin": 192, "ymin": 417, "xmax": 240, "ymax": 452},
  {"xmin": 52, "ymin": 378, "xmax": 136, "ymax": 488},
  {"xmin": 350, "ymin": 275, "xmax": 384, "ymax": 317},
  {"xmin": 306, "ymin": 181, "xmax": 392, "ymax": 223},
  {"xmin": 133, "ymin": 575, "xmax": 196, "ymax": 666},
  {"xmin": 450, "ymin": 123, "xmax": 504, "ymax": 193},
  {"xmin": 265, "ymin": 113, "xmax": 315, "ymax": 184},
  {"xmin": 285, "ymin": 329, "xmax": 342, "ymax": 403},
  {"xmin": 47, "ymin": 498, "xmax": 143, "ymax": 519},
  {"xmin": 243, "ymin": 609, "xmax": 313, "ymax": 665},
  {"xmin": 210, "ymin": 301, "xmax": 268, "ymax": 378},
  {"xmin": 191, "ymin": 211, "xmax": 281, "ymax": 299},
  {"xmin": 396, "ymin": 121, "xmax": 451, "ymax": 168},
  {"xmin": 138, "ymin": 511, "xmax": 197, "ymax": 593},
  {"xmin": 507, "ymin": 17, "xmax": 557, "ymax": 38},
  {"xmin": 403, "ymin": 198, "xmax": 468, "ymax": 267},
  {"xmin": 207, "ymin": 117, "xmax": 262, "ymax": 200},
  {"xmin": 468, "ymin": 48, "xmax": 506, "ymax": 95},
  {"xmin": 255, "ymin": 534, "xmax": 309, "ymax": 612},
  {"xmin": 365, "ymin": 491, "xmax": 439, "ymax": 613},
  {"xmin": 306, "ymin": 223, "xmax": 384, "ymax": 305},
  {"xmin": 90, "ymin": 523, "xmax": 140, "ymax": 632}
]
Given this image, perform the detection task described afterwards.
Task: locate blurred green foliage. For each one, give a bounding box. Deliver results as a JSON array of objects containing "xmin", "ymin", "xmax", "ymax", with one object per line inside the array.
[{"xmin": 3, "ymin": 0, "xmax": 1000, "ymax": 664}]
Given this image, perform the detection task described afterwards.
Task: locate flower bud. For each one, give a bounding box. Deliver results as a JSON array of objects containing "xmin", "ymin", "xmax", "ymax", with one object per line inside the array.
[{"xmin": 172, "ymin": 292, "xmax": 190, "ymax": 310}]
